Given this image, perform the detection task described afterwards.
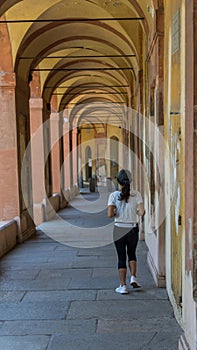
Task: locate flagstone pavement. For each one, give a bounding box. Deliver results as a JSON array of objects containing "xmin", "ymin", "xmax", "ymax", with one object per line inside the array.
[{"xmin": 0, "ymin": 190, "xmax": 182, "ymax": 350}]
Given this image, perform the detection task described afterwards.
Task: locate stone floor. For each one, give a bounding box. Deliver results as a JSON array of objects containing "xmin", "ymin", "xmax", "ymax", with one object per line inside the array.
[{"xmin": 0, "ymin": 191, "xmax": 182, "ymax": 350}]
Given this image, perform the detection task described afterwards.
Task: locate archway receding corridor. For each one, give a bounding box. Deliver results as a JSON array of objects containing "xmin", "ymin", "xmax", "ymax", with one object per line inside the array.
[{"xmin": 0, "ymin": 1, "xmax": 197, "ymax": 349}]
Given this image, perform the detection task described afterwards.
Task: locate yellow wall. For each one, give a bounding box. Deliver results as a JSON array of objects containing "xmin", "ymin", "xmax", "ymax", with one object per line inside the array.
[
  {"xmin": 164, "ymin": 0, "xmax": 187, "ymax": 331},
  {"xmin": 79, "ymin": 123, "xmax": 123, "ymax": 181}
]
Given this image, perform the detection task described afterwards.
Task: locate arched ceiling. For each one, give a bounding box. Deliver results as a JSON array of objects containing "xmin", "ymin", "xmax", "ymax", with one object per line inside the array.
[
  {"xmin": 0, "ymin": 0, "xmax": 22, "ymax": 17},
  {"xmin": 1, "ymin": 0, "xmax": 156, "ymax": 123},
  {"xmin": 69, "ymin": 101, "xmax": 126, "ymax": 128}
]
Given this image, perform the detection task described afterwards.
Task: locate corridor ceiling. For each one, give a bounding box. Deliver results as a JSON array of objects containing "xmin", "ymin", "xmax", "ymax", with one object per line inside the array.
[{"xmin": 1, "ymin": 0, "xmax": 156, "ymax": 124}]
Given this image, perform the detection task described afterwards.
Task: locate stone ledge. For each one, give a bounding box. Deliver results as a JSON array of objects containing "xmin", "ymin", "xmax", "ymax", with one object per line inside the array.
[{"xmin": 0, "ymin": 220, "xmax": 17, "ymax": 258}]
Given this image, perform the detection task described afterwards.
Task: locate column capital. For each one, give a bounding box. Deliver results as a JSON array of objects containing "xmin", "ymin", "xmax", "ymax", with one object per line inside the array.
[
  {"xmin": 50, "ymin": 112, "xmax": 60, "ymax": 121},
  {"xmin": 72, "ymin": 128, "xmax": 78, "ymax": 135},
  {"xmin": 29, "ymin": 97, "xmax": 43, "ymax": 109},
  {"xmin": 0, "ymin": 72, "xmax": 16, "ymax": 88}
]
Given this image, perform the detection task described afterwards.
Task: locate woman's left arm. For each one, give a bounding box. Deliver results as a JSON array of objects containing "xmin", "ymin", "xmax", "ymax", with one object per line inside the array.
[{"xmin": 137, "ymin": 202, "xmax": 145, "ymax": 217}]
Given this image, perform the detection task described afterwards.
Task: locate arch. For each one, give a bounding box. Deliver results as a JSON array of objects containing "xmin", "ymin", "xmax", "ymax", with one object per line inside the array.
[
  {"xmin": 0, "ymin": 19, "xmax": 13, "ymax": 70},
  {"xmin": 0, "ymin": 0, "xmax": 22, "ymax": 17}
]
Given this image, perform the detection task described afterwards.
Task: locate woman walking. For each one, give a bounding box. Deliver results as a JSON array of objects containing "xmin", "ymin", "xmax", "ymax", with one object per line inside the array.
[{"xmin": 108, "ymin": 169, "xmax": 145, "ymax": 294}]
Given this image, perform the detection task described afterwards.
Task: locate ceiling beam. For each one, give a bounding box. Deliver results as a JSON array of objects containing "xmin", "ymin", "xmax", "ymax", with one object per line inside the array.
[
  {"xmin": 60, "ymin": 102, "xmax": 126, "ymax": 105},
  {"xmin": 0, "ymin": 17, "xmax": 144, "ymax": 23},
  {"xmin": 20, "ymin": 54, "xmax": 136, "ymax": 59},
  {"xmin": 32, "ymin": 67, "xmax": 134, "ymax": 71},
  {"xmin": 54, "ymin": 92, "xmax": 128, "ymax": 95},
  {"xmin": 45, "ymin": 85, "xmax": 129, "ymax": 88}
]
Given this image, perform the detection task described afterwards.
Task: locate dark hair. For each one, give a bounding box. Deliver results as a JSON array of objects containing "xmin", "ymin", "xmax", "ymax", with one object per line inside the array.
[{"xmin": 117, "ymin": 169, "xmax": 132, "ymax": 202}]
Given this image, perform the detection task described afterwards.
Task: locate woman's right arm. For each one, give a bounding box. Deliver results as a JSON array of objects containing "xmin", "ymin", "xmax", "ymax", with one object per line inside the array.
[
  {"xmin": 108, "ymin": 205, "xmax": 116, "ymax": 218},
  {"xmin": 107, "ymin": 192, "xmax": 116, "ymax": 218}
]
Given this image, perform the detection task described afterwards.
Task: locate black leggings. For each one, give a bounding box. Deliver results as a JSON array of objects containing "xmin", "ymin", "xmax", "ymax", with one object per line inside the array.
[{"xmin": 114, "ymin": 225, "xmax": 139, "ymax": 269}]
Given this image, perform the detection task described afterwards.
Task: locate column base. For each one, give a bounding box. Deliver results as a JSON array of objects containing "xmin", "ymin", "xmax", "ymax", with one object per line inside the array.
[
  {"xmin": 33, "ymin": 203, "xmax": 45, "ymax": 226},
  {"xmin": 179, "ymin": 334, "xmax": 191, "ymax": 350},
  {"xmin": 147, "ymin": 251, "xmax": 166, "ymax": 287},
  {"xmin": 20, "ymin": 210, "xmax": 36, "ymax": 240}
]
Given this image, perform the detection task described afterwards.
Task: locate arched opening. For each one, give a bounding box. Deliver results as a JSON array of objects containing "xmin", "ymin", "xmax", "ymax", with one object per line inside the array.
[
  {"xmin": 85, "ymin": 146, "xmax": 92, "ymax": 181},
  {"xmin": 110, "ymin": 136, "xmax": 119, "ymax": 180}
]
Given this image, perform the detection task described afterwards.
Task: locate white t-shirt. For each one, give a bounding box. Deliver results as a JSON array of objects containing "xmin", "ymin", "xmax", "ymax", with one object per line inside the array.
[{"xmin": 108, "ymin": 190, "xmax": 143, "ymax": 227}]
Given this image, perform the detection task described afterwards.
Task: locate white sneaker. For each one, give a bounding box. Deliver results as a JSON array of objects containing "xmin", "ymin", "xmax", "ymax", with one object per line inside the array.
[
  {"xmin": 130, "ymin": 276, "xmax": 141, "ymax": 288},
  {"xmin": 115, "ymin": 285, "xmax": 128, "ymax": 294}
]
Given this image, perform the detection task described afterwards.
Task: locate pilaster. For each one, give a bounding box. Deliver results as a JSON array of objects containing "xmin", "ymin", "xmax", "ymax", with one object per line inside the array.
[
  {"xmin": 0, "ymin": 72, "xmax": 20, "ymax": 220},
  {"xmin": 62, "ymin": 117, "xmax": 71, "ymax": 189},
  {"xmin": 72, "ymin": 127, "xmax": 78, "ymax": 186},
  {"xmin": 50, "ymin": 112, "xmax": 61, "ymax": 194},
  {"xmin": 29, "ymin": 97, "xmax": 45, "ymax": 225}
]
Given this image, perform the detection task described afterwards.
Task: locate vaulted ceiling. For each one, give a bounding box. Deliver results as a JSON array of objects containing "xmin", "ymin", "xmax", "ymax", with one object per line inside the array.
[{"xmin": 1, "ymin": 0, "xmax": 157, "ymax": 124}]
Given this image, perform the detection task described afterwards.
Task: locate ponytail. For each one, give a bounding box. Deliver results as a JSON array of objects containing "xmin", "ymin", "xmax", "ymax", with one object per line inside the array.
[
  {"xmin": 117, "ymin": 169, "xmax": 132, "ymax": 203},
  {"xmin": 119, "ymin": 181, "xmax": 130, "ymax": 203}
]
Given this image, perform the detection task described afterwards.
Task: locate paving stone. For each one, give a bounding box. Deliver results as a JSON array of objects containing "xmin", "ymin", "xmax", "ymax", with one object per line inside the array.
[
  {"xmin": 72, "ymin": 257, "xmax": 116, "ymax": 268},
  {"xmin": 0, "ymin": 291, "xmax": 25, "ymax": 302},
  {"xmin": 38, "ymin": 221, "xmax": 113, "ymax": 249},
  {"xmin": 71, "ymin": 256, "xmax": 99, "ymax": 268},
  {"xmin": 1, "ymin": 255, "xmax": 49, "ymax": 263},
  {"xmin": 22, "ymin": 243, "xmax": 58, "ymax": 250},
  {"xmin": 0, "ymin": 269, "xmax": 40, "ymax": 280},
  {"xmin": 0, "ymin": 261, "xmax": 49, "ymax": 270},
  {"xmin": 0, "ymin": 261, "xmax": 73, "ymax": 270},
  {"xmin": 7, "ymin": 252, "xmax": 76, "ymax": 265},
  {"xmin": 92, "ymin": 267, "xmax": 118, "ymax": 278},
  {"xmin": 0, "ymin": 335, "xmax": 50, "ymax": 350},
  {"xmin": 47, "ymin": 254, "xmax": 79, "ymax": 263},
  {"xmin": 97, "ymin": 318, "xmax": 182, "ymax": 334},
  {"xmin": 23, "ymin": 290, "xmax": 97, "ymax": 302},
  {"xmin": 0, "ymin": 277, "xmax": 71, "ymax": 291},
  {"xmin": 67, "ymin": 300, "xmax": 174, "ymax": 320},
  {"xmin": 69, "ymin": 276, "xmax": 117, "ymax": 289},
  {"xmin": 4, "ymin": 243, "xmax": 57, "ymax": 254},
  {"xmin": 47, "ymin": 332, "xmax": 156, "ymax": 350},
  {"xmin": 145, "ymin": 331, "xmax": 183, "ymax": 350},
  {"xmin": 98, "ymin": 256, "xmax": 117, "ymax": 263},
  {"xmin": 47, "ymin": 250, "xmax": 77, "ymax": 257},
  {"xmin": 77, "ymin": 246, "xmax": 115, "ymax": 256},
  {"xmin": 97, "ymin": 288, "xmax": 169, "ymax": 300},
  {"xmin": 36, "ymin": 268, "xmax": 92, "ymax": 279},
  {"xmin": 54, "ymin": 245, "xmax": 80, "ymax": 252},
  {"xmin": 0, "ymin": 319, "xmax": 97, "ymax": 336},
  {"xmin": 0, "ymin": 301, "xmax": 69, "ymax": 320}
]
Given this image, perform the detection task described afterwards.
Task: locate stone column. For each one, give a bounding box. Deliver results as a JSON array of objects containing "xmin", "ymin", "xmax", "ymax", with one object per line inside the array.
[
  {"xmin": 29, "ymin": 97, "xmax": 45, "ymax": 225},
  {"xmin": 63, "ymin": 119, "xmax": 71, "ymax": 189},
  {"xmin": 72, "ymin": 127, "xmax": 78, "ymax": 186},
  {"xmin": 0, "ymin": 72, "xmax": 20, "ymax": 220},
  {"xmin": 50, "ymin": 112, "xmax": 60, "ymax": 194}
]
